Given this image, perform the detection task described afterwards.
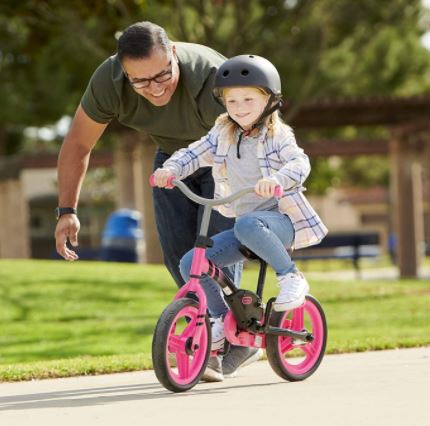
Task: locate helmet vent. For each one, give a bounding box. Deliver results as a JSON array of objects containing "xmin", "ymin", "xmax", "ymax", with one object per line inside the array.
[
  {"xmin": 222, "ymin": 70, "xmax": 230, "ymax": 77},
  {"xmin": 241, "ymin": 69, "xmax": 249, "ymax": 76}
]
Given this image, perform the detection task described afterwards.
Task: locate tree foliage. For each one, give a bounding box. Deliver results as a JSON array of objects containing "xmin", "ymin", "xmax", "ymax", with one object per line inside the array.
[
  {"xmin": 0, "ymin": 0, "xmax": 138, "ymax": 153},
  {"xmin": 1, "ymin": 0, "xmax": 429, "ymax": 190}
]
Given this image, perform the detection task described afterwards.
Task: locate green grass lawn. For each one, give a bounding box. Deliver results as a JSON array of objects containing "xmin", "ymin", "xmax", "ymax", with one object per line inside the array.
[{"xmin": 0, "ymin": 259, "xmax": 429, "ymax": 381}]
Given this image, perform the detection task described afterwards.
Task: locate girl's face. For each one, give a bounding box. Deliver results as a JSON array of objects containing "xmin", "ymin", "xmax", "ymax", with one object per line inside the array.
[{"xmin": 223, "ymin": 87, "xmax": 269, "ymax": 130}]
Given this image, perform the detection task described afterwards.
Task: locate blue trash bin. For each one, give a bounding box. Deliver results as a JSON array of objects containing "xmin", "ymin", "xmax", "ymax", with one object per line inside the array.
[{"xmin": 100, "ymin": 209, "xmax": 144, "ymax": 262}]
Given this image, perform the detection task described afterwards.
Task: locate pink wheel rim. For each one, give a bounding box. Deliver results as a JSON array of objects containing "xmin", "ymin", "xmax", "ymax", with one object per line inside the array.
[
  {"xmin": 277, "ymin": 299, "xmax": 324, "ymax": 375},
  {"xmin": 165, "ymin": 305, "xmax": 208, "ymax": 385}
]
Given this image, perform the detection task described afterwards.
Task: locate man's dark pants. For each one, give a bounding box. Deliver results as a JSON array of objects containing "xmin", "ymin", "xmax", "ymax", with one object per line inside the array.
[{"xmin": 152, "ymin": 150, "xmax": 236, "ymax": 288}]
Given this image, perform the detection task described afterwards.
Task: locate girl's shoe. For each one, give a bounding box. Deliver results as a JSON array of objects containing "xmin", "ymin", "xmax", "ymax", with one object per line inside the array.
[{"xmin": 273, "ymin": 272, "xmax": 310, "ymax": 312}]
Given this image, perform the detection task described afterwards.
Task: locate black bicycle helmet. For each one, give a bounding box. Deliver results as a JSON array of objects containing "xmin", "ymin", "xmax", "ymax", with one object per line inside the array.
[{"xmin": 213, "ymin": 54, "xmax": 282, "ymax": 100}]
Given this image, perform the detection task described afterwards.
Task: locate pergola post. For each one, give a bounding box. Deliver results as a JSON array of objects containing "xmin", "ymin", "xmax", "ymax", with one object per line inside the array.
[
  {"xmin": 133, "ymin": 134, "xmax": 163, "ymax": 264},
  {"xmin": 114, "ymin": 133, "xmax": 137, "ymax": 209},
  {"xmin": 389, "ymin": 128, "xmax": 425, "ymax": 278},
  {"xmin": 423, "ymin": 140, "xmax": 430, "ymax": 247},
  {"xmin": 0, "ymin": 176, "xmax": 30, "ymax": 259},
  {"xmin": 111, "ymin": 130, "xmax": 163, "ymax": 264}
]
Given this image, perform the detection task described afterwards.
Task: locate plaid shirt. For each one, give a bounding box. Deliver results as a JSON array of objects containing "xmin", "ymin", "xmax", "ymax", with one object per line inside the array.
[{"xmin": 163, "ymin": 121, "xmax": 328, "ymax": 249}]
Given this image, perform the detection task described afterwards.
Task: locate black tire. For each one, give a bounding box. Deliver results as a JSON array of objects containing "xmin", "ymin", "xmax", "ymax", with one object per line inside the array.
[
  {"xmin": 152, "ymin": 298, "xmax": 211, "ymax": 392},
  {"xmin": 266, "ymin": 294, "xmax": 327, "ymax": 381}
]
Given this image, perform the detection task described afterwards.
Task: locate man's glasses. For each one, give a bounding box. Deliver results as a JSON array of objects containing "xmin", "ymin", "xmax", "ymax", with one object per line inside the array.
[{"xmin": 124, "ymin": 60, "xmax": 173, "ymax": 89}]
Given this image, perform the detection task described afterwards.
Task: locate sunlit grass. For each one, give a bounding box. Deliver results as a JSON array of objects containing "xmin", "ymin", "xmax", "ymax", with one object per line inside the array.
[{"xmin": 0, "ymin": 259, "xmax": 429, "ymax": 381}]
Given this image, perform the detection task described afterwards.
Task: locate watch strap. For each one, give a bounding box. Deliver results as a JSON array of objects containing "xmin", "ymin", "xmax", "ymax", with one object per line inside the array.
[{"xmin": 56, "ymin": 207, "xmax": 77, "ymax": 220}]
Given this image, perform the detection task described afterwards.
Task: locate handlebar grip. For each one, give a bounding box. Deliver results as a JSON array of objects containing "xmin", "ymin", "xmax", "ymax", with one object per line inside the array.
[
  {"xmin": 149, "ymin": 174, "xmax": 176, "ymax": 189},
  {"xmin": 274, "ymin": 185, "xmax": 283, "ymax": 199}
]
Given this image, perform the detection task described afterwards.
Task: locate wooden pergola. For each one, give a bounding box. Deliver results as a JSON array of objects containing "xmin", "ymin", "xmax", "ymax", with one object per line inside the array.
[
  {"xmin": 1, "ymin": 95, "xmax": 429, "ymax": 278},
  {"xmin": 287, "ymin": 95, "xmax": 430, "ymax": 278}
]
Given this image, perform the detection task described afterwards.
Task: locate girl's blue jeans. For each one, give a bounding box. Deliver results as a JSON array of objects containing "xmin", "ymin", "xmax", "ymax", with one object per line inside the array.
[{"xmin": 179, "ymin": 210, "xmax": 296, "ymax": 318}]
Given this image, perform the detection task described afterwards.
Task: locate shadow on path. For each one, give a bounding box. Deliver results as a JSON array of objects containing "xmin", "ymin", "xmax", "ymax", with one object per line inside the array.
[{"xmin": 0, "ymin": 380, "xmax": 286, "ymax": 411}]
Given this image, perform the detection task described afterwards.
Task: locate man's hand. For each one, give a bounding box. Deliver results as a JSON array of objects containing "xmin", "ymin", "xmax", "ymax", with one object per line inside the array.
[
  {"xmin": 153, "ymin": 168, "xmax": 175, "ymax": 187},
  {"xmin": 255, "ymin": 178, "xmax": 278, "ymax": 198},
  {"xmin": 55, "ymin": 215, "xmax": 80, "ymax": 261}
]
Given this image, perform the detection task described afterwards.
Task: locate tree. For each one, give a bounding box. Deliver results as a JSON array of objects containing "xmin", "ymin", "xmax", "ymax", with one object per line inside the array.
[
  {"xmin": 1, "ymin": 0, "xmax": 429, "ymax": 189},
  {"xmin": 0, "ymin": 0, "xmax": 141, "ymax": 154}
]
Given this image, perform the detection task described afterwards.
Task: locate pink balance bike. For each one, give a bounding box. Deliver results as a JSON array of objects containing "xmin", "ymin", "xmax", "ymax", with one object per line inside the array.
[{"xmin": 150, "ymin": 176, "xmax": 327, "ymax": 393}]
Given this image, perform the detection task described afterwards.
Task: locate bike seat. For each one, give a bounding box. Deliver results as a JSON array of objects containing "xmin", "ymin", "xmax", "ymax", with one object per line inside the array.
[
  {"xmin": 239, "ymin": 245, "xmax": 294, "ymax": 261},
  {"xmin": 239, "ymin": 245, "xmax": 261, "ymax": 261}
]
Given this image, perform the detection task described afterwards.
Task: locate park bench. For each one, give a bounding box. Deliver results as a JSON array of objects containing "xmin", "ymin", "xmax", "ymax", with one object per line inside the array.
[{"xmin": 292, "ymin": 232, "xmax": 381, "ymax": 278}]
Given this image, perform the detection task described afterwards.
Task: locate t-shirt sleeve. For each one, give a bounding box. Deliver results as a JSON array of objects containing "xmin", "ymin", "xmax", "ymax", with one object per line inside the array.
[{"xmin": 80, "ymin": 60, "xmax": 119, "ymax": 124}]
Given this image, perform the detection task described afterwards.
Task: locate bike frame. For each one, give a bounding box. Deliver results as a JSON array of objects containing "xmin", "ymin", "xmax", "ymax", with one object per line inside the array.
[
  {"xmin": 150, "ymin": 176, "xmax": 312, "ymax": 350},
  {"xmin": 150, "ymin": 176, "xmax": 327, "ymax": 392}
]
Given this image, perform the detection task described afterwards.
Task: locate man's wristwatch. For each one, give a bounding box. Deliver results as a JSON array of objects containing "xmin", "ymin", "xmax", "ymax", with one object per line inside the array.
[{"xmin": 55, "ymin": 207, "xmax": 77, "ymax": 220}]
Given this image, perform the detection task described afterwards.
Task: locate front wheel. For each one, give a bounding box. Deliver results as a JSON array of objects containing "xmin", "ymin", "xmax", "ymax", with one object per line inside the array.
[
  {"xmin": 152, "ymin": 298, "xmax": 211, "ymax": 392},
  {"xmin": 266, "ymin": 294, "xmax": 327, "ymax": 381}
]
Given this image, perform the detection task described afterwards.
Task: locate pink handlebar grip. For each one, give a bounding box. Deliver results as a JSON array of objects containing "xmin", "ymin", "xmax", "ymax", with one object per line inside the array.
[
  {"xmin": 274, "ymin": 185, "xmax": 283, "ymax": 199},
  {"xmin": 149, "ymin": 174, "xmax": 175, "ymax": 189}
]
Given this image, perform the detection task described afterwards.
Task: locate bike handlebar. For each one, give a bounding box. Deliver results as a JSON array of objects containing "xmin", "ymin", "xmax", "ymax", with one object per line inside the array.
[{"xmin": 149, "ymin": 175, "xmax": 283, "ymax": 207}]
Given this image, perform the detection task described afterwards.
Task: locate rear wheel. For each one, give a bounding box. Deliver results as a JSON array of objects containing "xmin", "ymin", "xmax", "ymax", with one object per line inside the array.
[
  {"xmin": 266, "ymin": 295, "xmax": 327, "ymax": 381},
  {"xmin": 152, "ymin": 298, "xmax": 211, "ymax": 392}
]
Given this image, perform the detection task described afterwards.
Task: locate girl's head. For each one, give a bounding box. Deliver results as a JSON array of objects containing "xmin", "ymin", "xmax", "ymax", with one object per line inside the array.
[{"xmin": 213, "ymin": 55, "xmax": 283, "ymax": 130}]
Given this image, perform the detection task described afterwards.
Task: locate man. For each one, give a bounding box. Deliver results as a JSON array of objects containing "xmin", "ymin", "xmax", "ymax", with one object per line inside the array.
[{"xmin": 54, "ymin": 21, "xmax": 260, "ymax": 380}]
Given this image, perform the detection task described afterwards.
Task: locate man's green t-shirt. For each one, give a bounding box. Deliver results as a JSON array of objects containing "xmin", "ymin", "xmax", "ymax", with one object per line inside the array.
[{"xmin": 81, "ymin": 42, "xmax": 226, "ymax": 155}]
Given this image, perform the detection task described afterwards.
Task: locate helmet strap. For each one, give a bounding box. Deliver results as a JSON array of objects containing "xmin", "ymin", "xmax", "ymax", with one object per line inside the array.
[{"xmin": 253, "ymin": 94, "xmax": 284, "ymax": 128}]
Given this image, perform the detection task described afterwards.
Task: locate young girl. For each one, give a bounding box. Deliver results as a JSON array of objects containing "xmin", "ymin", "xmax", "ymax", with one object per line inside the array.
[{"xmin": 153, "ymin": 54, "xmax": 328, "ymax": 380}]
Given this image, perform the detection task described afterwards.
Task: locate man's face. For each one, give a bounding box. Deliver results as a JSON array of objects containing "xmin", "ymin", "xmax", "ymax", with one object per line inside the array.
[{"xmin": 122, "ymin": 46, "xmax": 180, "ymax": 107}]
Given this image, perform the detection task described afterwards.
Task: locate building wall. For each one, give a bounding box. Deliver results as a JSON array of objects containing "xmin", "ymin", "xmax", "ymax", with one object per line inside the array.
[
  {"xmin": 309, "ymin": 189, "xmax": 361, "ymax": 231},
  {"xmin": 8, "ymin": 167, "xmax": 426, "ymax": 260},
  {"xmin": 309, "ymin": 188, "xmax": 391, "ymax": 253}
]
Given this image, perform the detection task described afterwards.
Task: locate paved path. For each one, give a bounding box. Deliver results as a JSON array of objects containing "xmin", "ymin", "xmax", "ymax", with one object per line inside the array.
[{"xmin": 0, "ymin": 347, "xmax": 429, "ymax": 426}]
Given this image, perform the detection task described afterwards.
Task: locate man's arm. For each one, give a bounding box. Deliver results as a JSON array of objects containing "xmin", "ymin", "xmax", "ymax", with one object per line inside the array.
[{"xmin": 55, "ymin": 105, "xmax": 108, "ymax": 260}]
